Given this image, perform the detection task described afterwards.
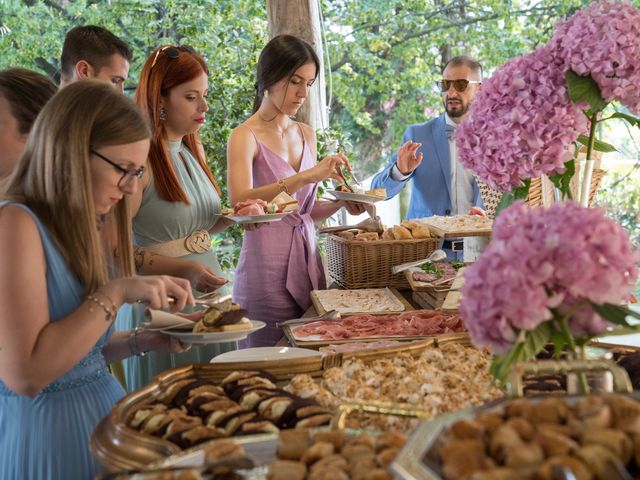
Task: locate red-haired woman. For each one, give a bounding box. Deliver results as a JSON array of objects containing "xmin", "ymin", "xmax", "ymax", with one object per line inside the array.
[{"xmin": 117, "ymin": 46, "xmax": 233, "ymax": 390}]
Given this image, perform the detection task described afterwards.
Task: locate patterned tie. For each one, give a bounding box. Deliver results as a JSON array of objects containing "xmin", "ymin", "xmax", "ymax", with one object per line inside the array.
[{"xmin": 445, "ymin": 123, "xmax": 457, "ymax": 140}]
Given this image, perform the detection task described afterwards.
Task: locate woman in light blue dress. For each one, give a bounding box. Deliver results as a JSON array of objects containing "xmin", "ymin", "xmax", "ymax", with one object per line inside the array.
[
  {"xmin": 116, "ymin": 45, "xmax": 235, "ymax": 391},
  {"xmin": 0, "ymin": 81, "xmax": 194, "ymax": 479}
]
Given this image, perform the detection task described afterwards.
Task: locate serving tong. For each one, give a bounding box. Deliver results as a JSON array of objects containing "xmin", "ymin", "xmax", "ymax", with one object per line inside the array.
[
  {"xmin": 319, "ymin": 216, "xmax": 384, "ymax": 234},
  {"xmin": 391, "ymin": 249, "xmax": 447, "ymax": 274},
  {"xmin": 277, "ymin": 309, "xmax": 341, "ymax": 327}
]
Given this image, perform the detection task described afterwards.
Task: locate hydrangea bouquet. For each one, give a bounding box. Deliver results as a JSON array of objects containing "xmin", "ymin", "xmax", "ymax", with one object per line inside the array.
[
  {"xmin": 457, "ymin": 0, "xmax": 640, "ymax": 210},
  {"xmin": 460, "ymin": 201, "xmax": 640, "ymax": 384}
]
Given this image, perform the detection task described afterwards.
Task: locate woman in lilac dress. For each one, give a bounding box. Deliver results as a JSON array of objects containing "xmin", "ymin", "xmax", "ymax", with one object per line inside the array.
[{"xmin": 227, "ymin": 35, "xmax": 363, "ymax": 346}]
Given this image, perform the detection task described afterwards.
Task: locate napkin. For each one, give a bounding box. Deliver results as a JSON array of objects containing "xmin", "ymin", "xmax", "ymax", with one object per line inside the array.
[{"xmin": 143, "ymin": 309, "xmax": 195, "ymax": 331}]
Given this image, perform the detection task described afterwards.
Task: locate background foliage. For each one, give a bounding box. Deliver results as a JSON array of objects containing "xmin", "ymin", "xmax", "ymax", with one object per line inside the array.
[{"xmin": 1, "ymin": 0, "xmax": 638, "ymax": 266}]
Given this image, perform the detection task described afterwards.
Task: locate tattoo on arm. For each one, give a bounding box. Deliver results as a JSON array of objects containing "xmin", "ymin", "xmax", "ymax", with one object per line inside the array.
[{"xmin": 134, "ymin": 248, "xmax": 155, "ymax": 272}]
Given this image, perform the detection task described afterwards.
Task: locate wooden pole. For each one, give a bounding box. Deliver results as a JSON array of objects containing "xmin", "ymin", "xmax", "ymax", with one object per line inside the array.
[{"xmin": 267, "ymin": 0, "xmax": 328, "ymax": 130}]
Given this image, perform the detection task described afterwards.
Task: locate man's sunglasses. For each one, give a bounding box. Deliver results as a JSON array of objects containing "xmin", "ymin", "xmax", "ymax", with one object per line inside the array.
[
  {"xmin": 436, "ymin": 79, "xmax": 482, "ymax": 93},
  {"xmin": 91, "ymin": 149, "xmax": 145, "ymax": 188},
  {"xmin": 150, "ymin": 45, "xmax": 196, "ymax": 69}
]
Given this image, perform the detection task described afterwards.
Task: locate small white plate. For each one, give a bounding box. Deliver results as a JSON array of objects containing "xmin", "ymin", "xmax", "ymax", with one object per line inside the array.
[
  {"xmin": 162, "ymin": 320, "xmax": 266, "ymax": 344},
  {"xmin": 326, "ymin": 190, "xmax": 385, "ymax": 204},
  {"xmin": 225, "ymin": 213, "xmax": 289, "ymax": 224},
  {"xmin": 210, "ymin": 346, "xmax": 321, "ymax": 363}
]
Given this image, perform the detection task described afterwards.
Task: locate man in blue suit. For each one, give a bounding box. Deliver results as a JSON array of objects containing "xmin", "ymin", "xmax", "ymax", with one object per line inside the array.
[{"xmin": 371, "ymin": 56, "xmax": 485, "ymax": 253}]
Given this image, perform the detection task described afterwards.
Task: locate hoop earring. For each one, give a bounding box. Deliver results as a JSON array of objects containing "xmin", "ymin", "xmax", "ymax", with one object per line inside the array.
[{"xmin": 159, "ymin": 107, "xmax": 167, "ymax": 121}]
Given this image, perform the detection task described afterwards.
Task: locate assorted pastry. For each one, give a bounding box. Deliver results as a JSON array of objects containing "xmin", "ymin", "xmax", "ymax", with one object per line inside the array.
[
  {"xmin": 222, "ymin": 192, "xmax": 299, "ymax": 216},
  {"xmin": 333, "ymin": 219, "xmax": 431, "ymax": 241},
  {"xmin": 192, "ymin": 297, "xmax": 251, "ymax": 333},
  {"xmin": 126, "ymin": 370, "xmax": 332, "ymax": 449},
  {"xmin": 268, "ymin": 429, "xmax": 406, "ymax": 480},
  {"xmin": 434, "ymin": 394, "xmax": 640, "ymax": 480},
  {"xmin": 285, "ymin": 343, "xmax": 502, "ymax": 433}
]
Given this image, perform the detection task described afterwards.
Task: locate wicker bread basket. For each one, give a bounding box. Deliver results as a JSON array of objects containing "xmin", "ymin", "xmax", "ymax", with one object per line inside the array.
[{"xmin": 325, "ymin": 234, "xmax": 438, "ymax": 289}]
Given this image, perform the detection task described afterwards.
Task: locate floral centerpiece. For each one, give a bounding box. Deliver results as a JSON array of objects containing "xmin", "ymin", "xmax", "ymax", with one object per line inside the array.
[
  {"xmin": 460, "ymin": 201, "xmax": 640, "ymax": 384},
  {"xmin": 457, "ymin": 0, "xmax": 640, "ymax": 209}
]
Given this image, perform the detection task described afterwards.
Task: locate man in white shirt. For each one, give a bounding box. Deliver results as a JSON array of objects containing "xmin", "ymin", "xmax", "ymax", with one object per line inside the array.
[{"xmin": 370, "ymin": 56, "xmax": 485, "ymax": 254}]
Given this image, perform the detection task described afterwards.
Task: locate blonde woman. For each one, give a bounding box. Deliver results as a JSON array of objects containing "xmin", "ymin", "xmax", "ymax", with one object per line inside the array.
[{"xmin": 0, "ymin": 81, "xmax": 193, "ymax": 479}]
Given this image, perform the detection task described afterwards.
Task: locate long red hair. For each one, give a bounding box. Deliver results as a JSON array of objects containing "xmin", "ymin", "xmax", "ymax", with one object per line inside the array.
[{"xmin": 135, "ymin": 46, "xmax": 220, "ymax": 203}]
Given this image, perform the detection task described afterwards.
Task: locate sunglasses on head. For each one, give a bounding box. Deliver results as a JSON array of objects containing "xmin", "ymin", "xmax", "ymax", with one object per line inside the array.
[
  {"xmin": 150, "ymin": 45, "xmax": 196, "ymax": 69},
  {"xmin": 436, "ymin": 79, "xmax": 482, "ymax": 93}
]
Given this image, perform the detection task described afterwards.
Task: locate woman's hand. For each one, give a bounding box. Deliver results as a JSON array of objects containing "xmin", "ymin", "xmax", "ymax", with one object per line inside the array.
[
  {"xmin": 307, "ymin": 153, "xmax": 350, "ymax": 183},
  {"xmin": 469, "ymin": 206, "xmax": 487, "ymax": 217},
  {"xmin": 341, "ymin": 200, "xmax": 366, "ymax": 216},
  {"xmin": 176, "ymin": 260, "xmax": 228, "ymax": 293},
  {"xmin": 136, "ymin": 311, "xmax": 203, "ymax": 354},
  {"xmin": 107, "ymin": 275, "xmax": 194, "ymax": 311}
]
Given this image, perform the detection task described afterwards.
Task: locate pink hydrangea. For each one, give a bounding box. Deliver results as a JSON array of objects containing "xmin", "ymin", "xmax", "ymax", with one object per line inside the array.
[
  {"xmin": 460, "ymin": 202, "xmax": 639, "ymax": 353},
  {"xmin": 456, "ymin": 47, "xmax": 588, "ymax": 192},
  {"xmin": 548, "ymin": 0, "xmax": 640, "ymax": 114}
]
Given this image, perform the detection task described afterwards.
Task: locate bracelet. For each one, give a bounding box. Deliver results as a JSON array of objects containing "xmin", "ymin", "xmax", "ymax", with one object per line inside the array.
[
  {"xmin": 128, "ymin": 327, "xmax": 147, "ymax": 357},
  {"xmin": 86, "ymin": 293, "xmax": 117, "ymax": 322},
  {"xmin": 277, "ymin": 178, "xmax": 291, "ymax": 195}
]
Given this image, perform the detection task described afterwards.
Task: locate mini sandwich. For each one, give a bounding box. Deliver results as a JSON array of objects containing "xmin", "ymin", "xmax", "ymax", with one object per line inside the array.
[
  {"xmin": 365, "ymin": 187, "xmax": 387, "ymax": 199},
  {"xmin": 268, "ymin": 191, "xmax": 299, "ymax": 213},
  {"xmin": 192, "ymin": 302, "xmax": 250, "ymax": 333}
]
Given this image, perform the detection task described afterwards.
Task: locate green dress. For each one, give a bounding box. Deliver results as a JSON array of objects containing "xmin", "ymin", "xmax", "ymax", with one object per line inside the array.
[{"xmin": 117, "ymin": 140, "xmax": 235, "ymax": 392}]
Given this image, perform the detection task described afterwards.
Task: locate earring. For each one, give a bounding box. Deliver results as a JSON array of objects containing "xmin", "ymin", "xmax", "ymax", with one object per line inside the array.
[
  {"xmin": 159, "ymin": 107, "xmax": 167, "ymax": 121},
  {"xmin": 264, "ymin": 90, "xmax": 269, "ymax": 98}
]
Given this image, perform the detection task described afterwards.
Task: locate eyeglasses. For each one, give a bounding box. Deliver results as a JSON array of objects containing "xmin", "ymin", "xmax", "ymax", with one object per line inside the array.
[
  {"xmin": 150, "ymin": 45, "xmax": 196, "ymax": 69},
  {"xmin": 436, "ymin": 79, "xmax": 482, "ymax": 93},
  {"xmin": 91, "ymin": 149, "xmax": 145, "ymax": 188}
]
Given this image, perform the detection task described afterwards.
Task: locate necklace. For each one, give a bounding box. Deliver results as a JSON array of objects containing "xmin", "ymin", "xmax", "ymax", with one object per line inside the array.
[{"xmin": 256, "ymin": 111, "xmax": 292, "ymax": 140}]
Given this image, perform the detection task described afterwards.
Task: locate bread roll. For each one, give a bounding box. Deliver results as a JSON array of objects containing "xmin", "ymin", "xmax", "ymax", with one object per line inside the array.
[
  {"xmin": 381, "ymin": 228, "xmax": 395, "ymax": 240},
  {"xmin": 401, "ymin": 220, "xmax": 419, "ymax": 230},
  {"xmin": 391, "ymin": 225, "xmax": 412, "ymax": 240},
  {"xmin": 354, "ymin": 232, "xmax": 379, "ymax": 242},
  {"xmin": 335, "ymin": 231, "xmax": 355, "ymax": 240},
  {"xmin": 409, "ymin": 225, "xmax": 431, "ymax": 239}
]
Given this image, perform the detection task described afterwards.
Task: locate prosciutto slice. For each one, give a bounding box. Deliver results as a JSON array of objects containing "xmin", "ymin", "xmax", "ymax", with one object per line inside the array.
[
  {"xmin": 292, "ymin": 309, "xmax": 465, "ymax": 341},
  {"xmin": 233, "ymin": 199, "xmax": 268, "ymax": 216}
]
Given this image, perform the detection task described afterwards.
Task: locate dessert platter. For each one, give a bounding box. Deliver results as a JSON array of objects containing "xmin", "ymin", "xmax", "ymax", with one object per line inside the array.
[{"xmin": 415, "ymin": 214, "xmax": 493, "ymax": 238}]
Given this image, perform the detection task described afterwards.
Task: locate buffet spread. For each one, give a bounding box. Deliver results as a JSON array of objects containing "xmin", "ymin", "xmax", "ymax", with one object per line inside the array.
[{"xmin": 92, "ymin": 213, "xmax": 640, "ymax": 480}]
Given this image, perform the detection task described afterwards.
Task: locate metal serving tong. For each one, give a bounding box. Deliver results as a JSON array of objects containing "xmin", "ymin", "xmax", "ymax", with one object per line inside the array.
[
  {"xmin": 319, "ymin": 216, "xmax": 384, "ymax": 235},
  {"xmin": 391, "ymin": 249, "xmax": 447, "ymax": 274},
  {"xmin": 167, "ymin": 293, "xmax": 232, "ymax": 308},
  {"xmin": 278, "ymin": 309, "xmax": 341, "ymax": 327}
]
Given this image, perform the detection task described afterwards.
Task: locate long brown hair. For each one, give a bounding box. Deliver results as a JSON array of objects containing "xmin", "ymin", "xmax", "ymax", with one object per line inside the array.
[
  {"xmin": 4, "ymin": 81, "xmax": 150, "ymax": 292},
  {"xmin": 135, "ymin": 46, "xmax": 220, "ymax": 203}
]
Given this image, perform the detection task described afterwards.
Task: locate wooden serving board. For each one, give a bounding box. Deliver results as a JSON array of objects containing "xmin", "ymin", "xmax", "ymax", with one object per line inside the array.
[
  {"xmin": 416, "ymin": 218, "xmax": 492, "ymax": 238},
  {"xmin": 404, "ymin": 267, "xmax": 454, "ymax": 293},
  {"xmin": 412, "ymin": 290, "xmax": 446, "ymax": 310},
  {"xmin": 310, "ymin": 287, "xmax": 413, "ymax": 317}
]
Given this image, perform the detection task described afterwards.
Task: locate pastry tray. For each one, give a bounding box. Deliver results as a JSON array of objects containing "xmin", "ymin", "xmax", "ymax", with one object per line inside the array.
[{"xmin": 310, "ymin": 287, "xmax": 414, "ymax": 316}]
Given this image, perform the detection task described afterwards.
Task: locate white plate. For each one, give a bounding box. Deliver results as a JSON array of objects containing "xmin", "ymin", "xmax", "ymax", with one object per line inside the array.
[
  {"xmin": 326, "ymin": 190, "xmax": 385, "ymax": 204},
  {"xmin": 161, "ymin": 320, "xmax": 266, "ymax": 344},
  {"xmin": 225, "ymin": 213, "xmax": 289, "ymax": 224},
  {"xmin": 210, "ymin": 346, "xmax": 321, "ymax": 363}
]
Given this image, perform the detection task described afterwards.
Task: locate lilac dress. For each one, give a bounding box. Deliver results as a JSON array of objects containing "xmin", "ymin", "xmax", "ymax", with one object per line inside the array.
[{"xmin": 233, "ymin": 125, "xmax": 326, "ymax": 346}]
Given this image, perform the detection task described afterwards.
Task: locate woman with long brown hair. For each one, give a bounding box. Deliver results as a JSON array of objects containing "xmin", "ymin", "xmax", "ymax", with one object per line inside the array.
[
  {"xmin": 0, "ymin": 81, "xmax": 193, "ymax": 479},
  {"xmin": 117, "ymin": 45, "xmax": 234, "ymax": 390},
  {"xmin": 227, "ymin": 35, "xmax": 364, "ymax": 346}
]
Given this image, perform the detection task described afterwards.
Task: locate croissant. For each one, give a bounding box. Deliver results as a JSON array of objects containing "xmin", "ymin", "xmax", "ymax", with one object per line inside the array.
[
  {"xmin": 536, "ymin": 456, "xmax": 593, "ymax": 480},
  {"xmin": 582, "ymin": 428, "xmax": 633, "ymax": 465}
]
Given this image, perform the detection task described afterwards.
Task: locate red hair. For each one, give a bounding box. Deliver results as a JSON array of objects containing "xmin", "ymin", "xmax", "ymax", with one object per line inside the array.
[{"xmin": 135, "ymin": 46, "xmax": 220, "ymax": 203}]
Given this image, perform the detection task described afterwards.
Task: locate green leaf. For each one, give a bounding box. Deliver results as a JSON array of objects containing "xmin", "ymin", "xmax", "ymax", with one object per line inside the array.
[
  {"xmin": 591, "ymin": 302, "xmax": 640, "ymax": 327},
  {"xmin": 606, "ymin": 112, "xmax": 640, "ymax": 130},
  {"xmin": 495, "ymin": 180, "xmax": 530, "ymax": 216},
  {"xmin": 549, "ymin": 158, "xmax": 575, "ymax": 200},
  {"xmin": 490, "ymin": 322, "xmax": 553, "ymax": 383},
  {"xmin": 565, "ymin": 71, "xmax": 608, "ymax": 113},
  {"xmin": 577, "ymin": 135, "xmax": 617, "ymax": 153},
  {"xmin": 550, "ymin": 331, "xmax": 567, "ymax": 358}
]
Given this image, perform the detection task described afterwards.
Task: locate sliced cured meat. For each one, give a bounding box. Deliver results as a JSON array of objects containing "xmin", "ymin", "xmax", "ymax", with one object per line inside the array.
[{"xmin": 291, "ymin": 310, "xmax": 465, "ymax": 340}]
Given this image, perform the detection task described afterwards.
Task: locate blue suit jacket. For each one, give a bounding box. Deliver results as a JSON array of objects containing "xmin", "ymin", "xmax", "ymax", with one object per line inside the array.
[{"xmin": 371, "ymin": 113, "xmax": 483, "ymax": 219}]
